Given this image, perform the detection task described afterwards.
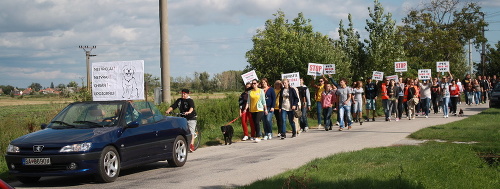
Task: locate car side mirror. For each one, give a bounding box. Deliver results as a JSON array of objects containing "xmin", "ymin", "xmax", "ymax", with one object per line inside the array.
[
  {"xmin": 127, "ymin": 121, "xmax": 140, "ymax": 128},
  {"xmin": 41, "ymin": 123, "xmax": 47, "ymax": 129}
]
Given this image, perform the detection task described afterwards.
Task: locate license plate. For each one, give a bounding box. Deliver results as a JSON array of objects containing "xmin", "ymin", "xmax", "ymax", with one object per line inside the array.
[{"xmin": 23, "ymin": 158, "xmax": 51, "ymax": 165}]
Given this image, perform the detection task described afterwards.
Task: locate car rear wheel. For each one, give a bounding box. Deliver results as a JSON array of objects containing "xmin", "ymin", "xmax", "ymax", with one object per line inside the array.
[
  {"xmin": 17, "ymin": 176, "xmax": 41, "ymax": 184},
  {"xmin": 96, "ymin": 146, "xmax": 120, "ymax": 183},
  {"xmin": 168, "ymin": 135, "xmax": 187, "ymax": 167}
]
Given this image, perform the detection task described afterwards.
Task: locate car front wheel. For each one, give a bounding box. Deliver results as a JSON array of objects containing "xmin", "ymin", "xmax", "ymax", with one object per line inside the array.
[
  {"xmin": 167, "ymin": 135, "xmax": 187, "ymax": 167},
  {"xmin": 96, "ymin": 146, "xmax": 120, "ymax": 183}
]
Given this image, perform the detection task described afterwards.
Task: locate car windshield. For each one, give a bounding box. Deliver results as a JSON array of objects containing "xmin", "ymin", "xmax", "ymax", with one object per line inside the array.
[
  {"xmin": 49, "ymin": 101, "xmax": 125, "ymax": 129},
  {"xmin": 495, "ymin": 83, "xmax": 500, "ymax": 91}
]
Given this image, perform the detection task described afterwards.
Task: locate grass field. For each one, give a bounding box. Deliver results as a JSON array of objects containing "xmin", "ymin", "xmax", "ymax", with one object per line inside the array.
[{"xmin": 242, "ymin": 108, "xmax": 500, "ymax": 189}]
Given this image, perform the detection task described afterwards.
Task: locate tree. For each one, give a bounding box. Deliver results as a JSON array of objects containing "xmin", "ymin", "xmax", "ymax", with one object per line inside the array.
[
  {"xmin": 485, "ymin": 41, "xmax": 500, "ymax": 76},
  {"xmin": 0, "ymin": 85, "xmax": 15, "ymax": 95},
  {"xmin": 57, "ymin": 83, "xmax": 66, "ymax": 89},
  {"xmin": 364, "ymin": 0, "xmax": 405, "ymax": 77},
  {"xmin": 50, "ymin": 82, "xmax": 54, "ymax": 89},
  {"xmin": 198, "ymin": 71, "xmax": 211, "ymax": 93},
  {"xmin": 246, "ymin": 11, "xmax": 346, "ymax": 83},
  {"xmin": 338, "ymin": 14, "xmax": 367, "ymax": 81},
  {"xmin": 399, "ymin": 0, "xmax": 485, "ymax": 77},
  {"xmin": 67, "ymin": 81, "xmax": 78, "ymax": 88},
  {"xmin": 28, "ymin": 82, "xmax": 42, "ymax": 92},
  {"xmin": 144, "ymin": 73, "xmax": 161, "ymax": 96}
]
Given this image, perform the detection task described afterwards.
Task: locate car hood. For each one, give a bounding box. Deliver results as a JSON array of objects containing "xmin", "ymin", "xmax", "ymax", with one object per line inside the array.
[{"xmin": 11, "ymin": 127, "xmax": 118, "ymax": 145}]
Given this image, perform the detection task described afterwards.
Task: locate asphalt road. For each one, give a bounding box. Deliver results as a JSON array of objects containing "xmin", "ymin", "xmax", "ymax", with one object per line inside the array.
[{"xmin": 7, "ymin": 103, "xmax": 488, "ymax": 189}]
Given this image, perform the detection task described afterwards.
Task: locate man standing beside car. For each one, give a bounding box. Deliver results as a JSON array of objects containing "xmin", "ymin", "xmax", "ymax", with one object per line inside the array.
[{"xmin": 166, "ymin": 89, "xmax": 197, "ymax": 152}]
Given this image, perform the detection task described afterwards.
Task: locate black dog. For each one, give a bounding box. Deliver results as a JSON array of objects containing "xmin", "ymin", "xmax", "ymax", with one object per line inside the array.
[
  {"xmin": 458, "ymin": 108, "xmax": 464, "ymax": 117},
  {"xmin": 221, "ymin": 125, "xmax": 234, "ymax": 145}
]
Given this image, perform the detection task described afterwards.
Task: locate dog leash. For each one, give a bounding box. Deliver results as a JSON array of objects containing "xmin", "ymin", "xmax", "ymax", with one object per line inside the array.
[{"xmin": 225, "ymin": 115, "xmax": 241, "ymax": 125}]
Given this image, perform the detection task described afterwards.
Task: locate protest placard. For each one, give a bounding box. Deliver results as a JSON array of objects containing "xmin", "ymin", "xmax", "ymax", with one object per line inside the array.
[
  {"xmin": 372, "ymin": 71, "xmax": 384, "ymax": 81},
  {"xmin": 324, "ymin": 64, "xmax": 336, "ymax": 75},
  {"xmin": 436, "ymin": 61, "xmax": 449, "ymax": 73},
  {"xmin": 241, "ymin": 70, "xmax": 258, "ymax": 84},
  {"xmin": 281, "ymin": 72, "xmax": 300, "ymax": 87},
  {"xmin": 307, "ymin": 63, "xmax": 324, "ymax": 76},
  {"xmin": 394, "ymin": 61, "xmax": 408, "ymax": 72},
  {"xmin": 418, "ymin": 69, "xmax": 432, "ymax": 80},
  {"xmin": 385, "ymin": 75, "xmax": 399, "ymax": 82},
  {"xmin": 92, "ymin": 60, "xmax": 145, "ymax": 101}
]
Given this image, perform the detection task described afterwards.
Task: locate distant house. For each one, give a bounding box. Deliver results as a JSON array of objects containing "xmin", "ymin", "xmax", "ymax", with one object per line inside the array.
[
  {"xmin": 22, "ymin": 88, "xmax": 33, "ymax": 95},
  {"xmin": 0, "ymin": 88, "xmax": 3, "ymax": 95},
  {"xmin": 40, "ymin": 88, "xmax": 55, "ymax": 94},
  {"xmin": 12, "ymin": 88, "xmax": 22, "ymax": 96}
]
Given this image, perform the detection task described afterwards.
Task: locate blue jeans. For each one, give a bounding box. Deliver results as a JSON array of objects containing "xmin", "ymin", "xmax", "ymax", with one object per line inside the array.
[
  {"xmin": 338, "ymin": 105, "xmax": 352, "ymax": 128},
  {"xmin": 262, "ymin": 108, "xmax": 274, "ymax": 136},
  {"xmin": 281, "ymin": 110, "xmax": 296, "ymax": 135},
  {"xmin": 442, "ymin": 97, "xmax": 450, "ymax": 116},
  {"xmin": 322, "ymin": 107, "xmax": 333, "ymax": 127},
  {"xmin": 475, "ymin": 91, "xmax": 481, "ymax": 104},
  {"xmin": 421, "ymin": 98, "xmax": 430, "ymax": 116},
  {"xmin": 316, "ymin": 102, "xmax": 322, "ymax": 125},
  {"xmin": 299, "ymin": 106, "xmax": 309, "ymax": 129},
  {"xmin": 382, "ymin": 99, "xmax": 389, "ymax": 119}
]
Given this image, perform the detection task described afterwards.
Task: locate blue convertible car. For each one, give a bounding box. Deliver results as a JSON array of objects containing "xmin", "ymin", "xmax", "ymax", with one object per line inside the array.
[{"xmin": 5, "ymin": 101, "xmax": 191, "ymax": 183}]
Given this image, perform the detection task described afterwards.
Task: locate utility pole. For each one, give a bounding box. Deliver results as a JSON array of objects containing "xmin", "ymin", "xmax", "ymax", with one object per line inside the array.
[
  {"xmin": 480, "ymin": 12, "xmax": 486, "ymax": 76},
  {"xmin": 79, "ymin": 46, "xmax": 97, "ymax": 93},
  {"xmin": 160, "ymin": 0, "xmax": 171, "ymax": 103},
  {"xmin": 469, "ymin": 39, "xmax": 473, "ymax": 75}
]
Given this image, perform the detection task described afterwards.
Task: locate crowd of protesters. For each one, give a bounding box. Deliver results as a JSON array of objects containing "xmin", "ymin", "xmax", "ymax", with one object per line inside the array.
[{"xmin": 238, "ymin": 74, "xmax": 499, "ymax": 142}]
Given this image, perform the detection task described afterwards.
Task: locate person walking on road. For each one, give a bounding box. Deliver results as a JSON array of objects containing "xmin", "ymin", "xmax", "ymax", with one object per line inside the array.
[
  {"xmin": 449, "ymin": 79, "xmax": 460, "ymax": 116},
  {"xmin": 243, "ymin": 79, "xmax": 267, "ymax": 142},
  {"xmin": 311, "ymin": 78, "xmax": 326, "ymax": 129},
  {"xmin": 336, "ymin": 78, "xmax": 353, "ymax": 131},
  {"xmin": 297, "ymin": 78, "xmax": 311, "ymax": 132},
  {"xmin": 405, "ymin": 79, "xmax": 419, "ymax": 120},
  {"xmin": 364, "ymin": 77, "xmax": 378, "ymax": 122},
  {"xmin": 278, "ymin": 79, "xmax": 299, "ymax": 139},
  {"xmin": 352, "ymin": 81, "xmax": 365, "ymax": 124},
  {"xmin": 321, "ymin": 84, "xmax": 336, "ymax": 131},
  {"xmin": 419, "ymin": 80, "xmax": 432, "ymax": 118},
  {"xmin": 238, "ymin": 82, "xmax": 254, "ymax": 141},
  {"xmin": 260, "ymin": 78, "xmax": 276, "ymax": 140}
]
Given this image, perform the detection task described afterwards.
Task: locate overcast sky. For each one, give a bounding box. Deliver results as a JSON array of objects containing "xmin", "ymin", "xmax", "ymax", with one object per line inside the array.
[{"xmin": 0, "ymin": 0, "xmax": 499, "ymax": 89}]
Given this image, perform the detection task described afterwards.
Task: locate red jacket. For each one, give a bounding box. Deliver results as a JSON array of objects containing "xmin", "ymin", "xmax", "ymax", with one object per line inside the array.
[
  {"xmin": 380, "ymin": 83, "xmax": 389, "ymax": 100},
  {"xmin": 404, "ymin": 85, "xmax": 419, "ymax": 102},
  {"xmin": 449, "ymin": 84, "xmax": 460, "ymax": 97}
]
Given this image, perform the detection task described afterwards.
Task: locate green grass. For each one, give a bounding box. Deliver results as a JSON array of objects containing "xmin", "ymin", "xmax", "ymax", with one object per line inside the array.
[
  {"xmin": 244, "ymin": 143, "xmax": 498, "ymax": 189},
  {"xmin": 242, "ymin": 108, "xmax": 500, "ymax": 189},
  {"xmin": 410, "ymin": 108, "xmax": 500, "ymax": 154}
]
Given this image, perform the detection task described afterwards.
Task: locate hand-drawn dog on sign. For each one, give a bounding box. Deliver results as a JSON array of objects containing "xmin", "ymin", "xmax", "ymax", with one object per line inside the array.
[{"xmin": 122, "ymin": 65, "xmax": 138, "ymax": 99}]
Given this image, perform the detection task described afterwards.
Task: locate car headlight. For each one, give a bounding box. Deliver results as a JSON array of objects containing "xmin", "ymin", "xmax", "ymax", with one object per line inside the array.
[
  {"xmin": 7, "ymin": 144, "xmax": 20, "ymax": 153},
  {"xmin": 59, "ymin": 142, "xmax": 92, "ymax": 152}
]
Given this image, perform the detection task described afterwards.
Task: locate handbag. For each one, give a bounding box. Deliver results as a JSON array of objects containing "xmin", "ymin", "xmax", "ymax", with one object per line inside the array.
[
  {"xmin": 412, "ymin": 97, "xmax": 420, "ymax": 105},
  {"xmin": 294, "ymin": 109, "xmax": 302, "ymax": 118}
]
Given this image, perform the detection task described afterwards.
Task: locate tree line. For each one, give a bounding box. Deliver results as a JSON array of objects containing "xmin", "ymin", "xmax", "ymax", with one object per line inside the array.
[{"xmin": 245, "ymin": 0, "xmax": 496, "ymax": 85}]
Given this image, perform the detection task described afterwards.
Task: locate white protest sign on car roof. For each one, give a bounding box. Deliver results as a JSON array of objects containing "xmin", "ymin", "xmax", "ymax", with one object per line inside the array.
[{"xmin": 92, "ymin": 60, "xmax": 145, "ymax": 101}]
